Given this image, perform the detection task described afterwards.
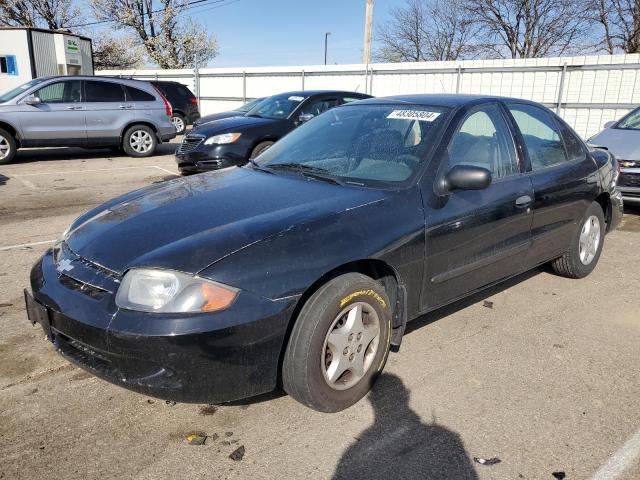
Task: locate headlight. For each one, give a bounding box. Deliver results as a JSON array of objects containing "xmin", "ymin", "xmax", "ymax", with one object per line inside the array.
[
  {"xmin": 204, "ymin": 132, "xmax": 241, "ymax": 145},
  {"xmin": 115, "ymin": 269, "xmax": 238, "ymax": 313}
]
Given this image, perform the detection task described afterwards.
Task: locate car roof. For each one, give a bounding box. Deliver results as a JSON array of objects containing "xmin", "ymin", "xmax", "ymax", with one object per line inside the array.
[
  {"xmin": 36, "ymin": 75, "xmax": 151, "ymax": 85},
  {"xmin": 356, "ymin": 94, "xmax": 539, "ymax": 108},
  {"xmin": 276, "ymin": 90, "xmax": 370, "ymax": 97}
]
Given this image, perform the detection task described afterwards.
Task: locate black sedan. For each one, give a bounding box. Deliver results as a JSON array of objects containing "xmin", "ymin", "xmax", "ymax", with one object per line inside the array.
[
  {"xmin": 175, "ymin": 90, "xmax": 371, "ymax": 174},
  {"xmin": 26, "ymin": 94, "xmax": 622, "ymax": 412}
]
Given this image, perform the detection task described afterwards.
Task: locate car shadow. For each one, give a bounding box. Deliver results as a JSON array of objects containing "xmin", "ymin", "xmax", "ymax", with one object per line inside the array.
[
  {"xmin": 332, "ymin": 373, "xmax": 478, "ymax": 480},
  {"xmin": 0, "ymin": 174, "xmax": 8, "ymax": 187},
  {"xmin": 405, "ymin": 268, "xmax": 542, "ymax": 336},
  {"xmin": 12, "ymin": 143, "xmax": 179, "ymax": 164}
]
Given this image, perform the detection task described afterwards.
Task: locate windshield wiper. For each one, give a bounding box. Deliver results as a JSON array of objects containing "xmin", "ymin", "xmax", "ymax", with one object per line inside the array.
[
  {"xmin": 247, "ymin": 159, "xmax": 274, "ymax": 173},
  {"xmin": 267, "ymin": 163, "xmax": 345, "ymax": 185}
]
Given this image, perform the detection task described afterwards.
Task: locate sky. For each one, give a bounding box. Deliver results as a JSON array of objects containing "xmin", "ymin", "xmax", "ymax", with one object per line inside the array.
[{"xmin": 95, "ymin": 0, "xmax": 405, "ymax": 68}]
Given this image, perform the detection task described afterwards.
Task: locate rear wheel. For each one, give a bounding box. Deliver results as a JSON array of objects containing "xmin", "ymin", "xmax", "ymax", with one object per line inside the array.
[
  {"xmin": 0, "ymin": 128, "xmax": 17, "ymax": 165},
  {"xmin": 551, "ymin": 201, "xmax": 605, "ymax": 278},
  {"xmin": 250, "ymin": 141, "xmax": 274, "ymax": 160},
  {"xmin": 122, "ymin": 125, "xmax": 157, "ymax": 158},
  {"xmin": 283, "ymin": 273, "xmax": 392, "ymax": 412},
  {"xmin": 171, "ymin": 114, "xmax": 186, "ymax": 135}
]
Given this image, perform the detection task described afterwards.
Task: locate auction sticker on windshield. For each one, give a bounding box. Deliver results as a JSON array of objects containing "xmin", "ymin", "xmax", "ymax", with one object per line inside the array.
[
  {"xmin": 387, "ymin": 110, "xmax": 440, "ymax": 122},
  {"xmin": 288, "ymin": 96, "xmax": 305, "ymax": 102}
]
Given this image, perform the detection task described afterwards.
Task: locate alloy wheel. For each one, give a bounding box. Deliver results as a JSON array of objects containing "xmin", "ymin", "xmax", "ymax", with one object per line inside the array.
[
  {"xmin": 579, "ymin": 215, "xmax": 601, "ymax": 265},
  {"xmin": 172, "ymin": 116, "xmax": 185, "ymax": 133},
  {"xmin": 321, "ymin": 302, "xmax": 380, "ymax": 390},
  {"xmin": 129, "ymin": 130, "xmax": 154, "ymax": 154},
  {"xmin": 0, "ymin": 134, "xmax": 10, "ymax": 160}
]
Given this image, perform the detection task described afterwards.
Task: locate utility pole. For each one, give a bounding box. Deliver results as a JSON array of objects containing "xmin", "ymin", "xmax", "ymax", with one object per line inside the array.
[
  {"xmin": 362, "ymin": 0, "xmax": 374, "ymax": 65},
  {"xmin": 324, "ymin": 32, "xmax": 331, "ymax": 65}
]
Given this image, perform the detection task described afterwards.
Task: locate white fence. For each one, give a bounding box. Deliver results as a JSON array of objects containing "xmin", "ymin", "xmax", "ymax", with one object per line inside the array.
[{"xmin": 99, "ymin": 54, "xmax": 640, "ymax": 139}]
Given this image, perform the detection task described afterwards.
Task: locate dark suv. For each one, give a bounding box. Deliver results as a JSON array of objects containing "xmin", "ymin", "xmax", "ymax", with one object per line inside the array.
[{"xmin": 150, "ymin": 81, "xmax": 200, "ymax": 135}]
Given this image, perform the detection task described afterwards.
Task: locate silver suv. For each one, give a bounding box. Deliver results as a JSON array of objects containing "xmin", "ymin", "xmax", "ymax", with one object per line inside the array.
[{"xmin": 0, "ymin": 76, "xmax": 176, "ymax": 164}]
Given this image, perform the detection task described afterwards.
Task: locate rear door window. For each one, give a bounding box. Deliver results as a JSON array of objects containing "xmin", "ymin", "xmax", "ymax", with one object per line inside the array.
[
  {"xmin": 507, "ymin": 103, "xmax": 568, "ymax": 170},
  {"xmin": 85, "ymin": 81, "xmax": 126, "ymax": 102}
]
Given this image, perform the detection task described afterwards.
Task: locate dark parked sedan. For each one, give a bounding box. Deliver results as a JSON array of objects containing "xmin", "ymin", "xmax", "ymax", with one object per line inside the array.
[
  {"xmin": 175, "ymin": 90, "xmax": 371, "ymax": 174},
  {"xmin": 26, "ymin": 94, "xmax": 622, "ymax": 412}
]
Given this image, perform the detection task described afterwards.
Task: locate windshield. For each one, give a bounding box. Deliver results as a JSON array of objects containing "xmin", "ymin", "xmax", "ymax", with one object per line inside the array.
[
  {"xmin": 0, "ymin": 78, "xmax": 46, "ymax": 103},
  {"xmin": 255, "ymin": 104, "xmax": 450, "ymax": 185},
  {"xmin": 235, "ymin": 97, "xmax": 265, "ymax": 113},
  {"xmin": 616, "ymin": 108, "xmax": 640, "ymax": 130},
  {"xmin": 246, "ymin": 93, "xmax": 308, "ymax": 119}
]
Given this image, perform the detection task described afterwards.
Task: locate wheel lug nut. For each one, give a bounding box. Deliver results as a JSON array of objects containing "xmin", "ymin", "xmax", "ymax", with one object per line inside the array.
[
  {"xmin": 357, "ymin": 332, "xmax": 362, "ymax": 340},
  {"xmin": 343, "ymin": 347, "xmax": 349, "ymax": 355},
  {"xmin": 349, "ymin": 353, "xmax": 355, "ymax": 361},
  {"xmin": 357, "ymin": 345, "xmax": 362, "ymax": 353},
  {"xmin": 348, "ymin": 333, "xmax": 354, "ymax": 341}
]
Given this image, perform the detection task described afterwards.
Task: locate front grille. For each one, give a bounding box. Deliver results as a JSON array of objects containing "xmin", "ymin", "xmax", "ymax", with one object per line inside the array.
[
  {"xmin": 55, "ymin": 242, "xmax": 121, "ymax": 296},
  {"xmin": 177, "ymin": 135, "xmax": 204, "ymax": 154}
]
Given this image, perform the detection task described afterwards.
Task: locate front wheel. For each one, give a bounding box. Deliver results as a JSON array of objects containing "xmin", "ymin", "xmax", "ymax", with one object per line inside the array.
[
  {"xmin": 551, "ymin": 201, "xmax": 605, "ymax": 278},
  {"xmin": 0, "ymin": 128, "xmax": 17, "ymax": 165},
  {"xmin": 250, "ymin": 141, "xmax": 274, "ymax": 160},
  {"xmin": 122, "ymin": 125, "xmax": 157, "ymax": 158},
  {"xmin": 283, "ymin": 273, "xmax": 392, "ymax": 412}
]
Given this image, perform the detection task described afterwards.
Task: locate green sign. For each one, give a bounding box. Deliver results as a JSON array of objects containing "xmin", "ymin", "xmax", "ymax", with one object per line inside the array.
[{"xmin": 66, "ymin": 39, "xmax": 79, "ymax": 53}]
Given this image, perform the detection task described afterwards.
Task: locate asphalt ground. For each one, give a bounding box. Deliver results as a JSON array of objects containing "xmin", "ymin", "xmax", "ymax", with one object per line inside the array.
[{"xmin": 1, "ymin": 143, "xmax": 639, "ymax": 480}]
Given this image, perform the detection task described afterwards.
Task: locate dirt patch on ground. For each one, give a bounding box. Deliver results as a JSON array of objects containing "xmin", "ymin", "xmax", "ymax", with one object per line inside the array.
[{"xmin": 0, "ymin": 333, "xmax": 40, "ymax": 379}]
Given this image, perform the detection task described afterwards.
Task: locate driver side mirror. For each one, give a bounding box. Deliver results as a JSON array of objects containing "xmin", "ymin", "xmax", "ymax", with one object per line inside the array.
[
  {"xmin": 603, "ymin": 120, "xmax": 615, "ymax": 129},
  {"xmin": 443, "ymin": 165, "xmax": 492, "ymax": 191},
  {"xmin": 298, "ymin": 113, "xmax": 314, "ymax": 124},
  {"xmin": 24, "ymin": 95, "xmax": 42, "ymax": 106}
]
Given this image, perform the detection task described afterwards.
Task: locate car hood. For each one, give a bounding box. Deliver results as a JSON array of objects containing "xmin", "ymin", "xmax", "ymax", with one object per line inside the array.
[
  {"xmin": 191, "ymin": 115, "xmax": 280, "ymax": 135},
  {"xmin": 589, "ymin": 128, "xmax": 640, "ymax": 160},
  {"xmin": 65, "ymin": 168, "xmax": 387, "ymax": 275},
  {"xmin": 196, "ymin": 111, "xmax": 243, "ymax": 125}
]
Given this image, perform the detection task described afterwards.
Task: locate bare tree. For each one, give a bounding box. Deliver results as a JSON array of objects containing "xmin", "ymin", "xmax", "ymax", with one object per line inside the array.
[
  {"xmin": 0, "ymin": 0, "xmax": 80, "ymax": 29},
  {"xmin": 92, "ymin": 35, "xmax": 143, "ymax": 70},
  {"xmin": 375, "ymin": 0, "xmax": 478, "ymax": 62},
  {"xmin": 89, "ymin": 0, "xmax": 218, "ymax": 68},
  {"xmin": 465, "ymin": 0, "xmax": 591, "ymax": 58},
  {"xmin": 589, "ymin": 0, "xmax": 640, "ymax": 53}
]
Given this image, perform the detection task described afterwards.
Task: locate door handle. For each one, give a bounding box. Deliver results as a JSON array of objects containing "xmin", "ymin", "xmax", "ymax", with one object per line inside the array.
[
  {"xmin": 66, "ymin": 106, "xmax": 82, "ymax": 110},
  {"xmin": 118, "ymin": 105, "xmax": 133, "ymax": 109},
  {"xmin": 515, "ymin": 195, "xmax": 533, "ymax": 208}
]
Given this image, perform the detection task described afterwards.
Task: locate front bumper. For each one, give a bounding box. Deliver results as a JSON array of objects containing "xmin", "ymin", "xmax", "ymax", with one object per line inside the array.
[
  {"xmin": 175, "ymin": 136, "xmax": 251, "ymax": 173},
  {"xmin": 618, "ymin": 169, "xmax": 640, "ymax": 205},
  {"xmin": 27, "ymin": 248, "xmax": 297, "ymax": 403}
]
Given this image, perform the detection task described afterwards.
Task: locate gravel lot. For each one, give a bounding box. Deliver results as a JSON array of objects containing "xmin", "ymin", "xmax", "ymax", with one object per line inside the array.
[{"xmin": 1, "ymin": 145, "xmax": 639, "ymax": 480}]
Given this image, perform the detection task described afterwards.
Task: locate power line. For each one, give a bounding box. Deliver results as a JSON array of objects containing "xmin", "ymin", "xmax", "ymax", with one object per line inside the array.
[{"xmin": 63, "ymin": 0, "xmax": 236, "ymax": 29}]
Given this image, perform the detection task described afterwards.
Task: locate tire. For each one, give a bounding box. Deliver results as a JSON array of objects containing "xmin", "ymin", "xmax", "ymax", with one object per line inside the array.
[
  {"xmin": 551, "ymin": 201, "xmax": 605, "ymax": 279},
  {"xmin": 0, "ymin": 128, "xmax": 17, "ymax": 165},
  {"xmin": 283, "ymin": 273, "xmax": 392, "ymax": 412},
  {"xmin": 171, "ymin": 114, "xmax": 187, "ymax": 135},
  {"xmin": 250, "ymin": 141, "xmax": 274, "ymax": 160},
  {"xmin": 122, "ymin": 125, "xmax": 157, "ymax": 158}
]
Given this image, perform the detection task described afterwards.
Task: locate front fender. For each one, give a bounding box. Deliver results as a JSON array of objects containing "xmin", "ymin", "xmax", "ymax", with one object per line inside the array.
[{"xmin": 199, "ymin": 187, "xmax": 426, "ymax": 316}]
